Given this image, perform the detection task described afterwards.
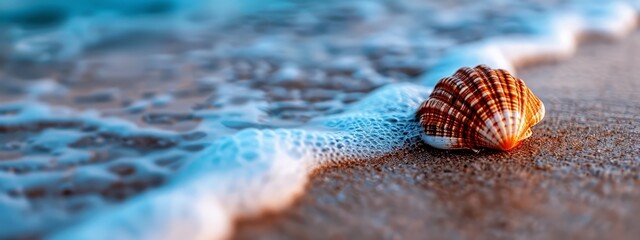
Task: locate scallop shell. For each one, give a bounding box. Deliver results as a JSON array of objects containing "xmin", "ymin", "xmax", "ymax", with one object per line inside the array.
[{"xmin": 416, "ymin": 65, "xmax": 545, "ymax": 151}]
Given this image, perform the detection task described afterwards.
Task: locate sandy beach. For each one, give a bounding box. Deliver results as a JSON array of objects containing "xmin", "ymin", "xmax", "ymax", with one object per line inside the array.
[{"xmin": 235, "ymin": 31, "xmax": 640, "ymax": 239}]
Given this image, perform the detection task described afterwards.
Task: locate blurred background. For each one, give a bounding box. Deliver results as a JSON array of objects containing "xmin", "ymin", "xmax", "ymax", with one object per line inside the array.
[
  {"xmin": 0, "ymin": 0, "xmax": 567, "ymax": 74},
  {"xmin": 0, "ymin": 0, "xmax": 577, "ymax": 122}
]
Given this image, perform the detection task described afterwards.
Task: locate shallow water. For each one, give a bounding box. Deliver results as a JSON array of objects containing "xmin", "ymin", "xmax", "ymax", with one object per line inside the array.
[{"xmin": 0, "ymin": 0, "xmax": 638, "ymax": 239}]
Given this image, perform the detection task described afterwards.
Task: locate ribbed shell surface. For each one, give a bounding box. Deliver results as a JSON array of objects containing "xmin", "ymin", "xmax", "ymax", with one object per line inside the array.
[{"xmin": 416, "ymin": 65, "xmax": 545, "ymax": 151}]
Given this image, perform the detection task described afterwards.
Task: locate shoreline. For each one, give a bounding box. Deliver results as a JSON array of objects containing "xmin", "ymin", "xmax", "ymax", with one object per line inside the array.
[{"xmin": 234, "ymin": 31, "xmax": 640, "ymax": 239}]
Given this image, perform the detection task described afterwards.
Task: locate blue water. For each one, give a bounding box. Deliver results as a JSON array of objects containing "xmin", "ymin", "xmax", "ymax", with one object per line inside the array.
[{"xmin": 0, "ymin": 0, "xmax": 638, "ymax": 239}]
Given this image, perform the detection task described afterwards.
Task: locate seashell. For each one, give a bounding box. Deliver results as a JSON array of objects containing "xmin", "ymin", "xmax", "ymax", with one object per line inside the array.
[{"xmin": 416, "ymin": 65, "xmax": 545, "ymax": 151}]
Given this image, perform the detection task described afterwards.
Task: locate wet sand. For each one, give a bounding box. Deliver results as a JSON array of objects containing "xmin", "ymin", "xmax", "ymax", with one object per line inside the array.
[{"xmin": 235, "ymin": 31, "xmax": 640, "ymax": 239}]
